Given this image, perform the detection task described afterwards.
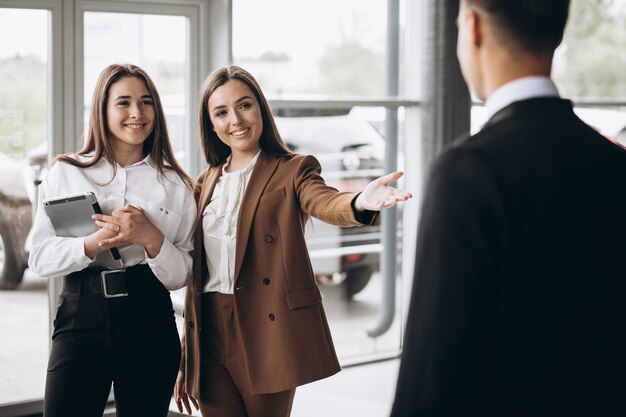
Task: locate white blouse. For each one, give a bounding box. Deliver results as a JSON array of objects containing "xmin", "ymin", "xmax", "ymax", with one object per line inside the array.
[
  {"xmin": 28, "ymin": 154, "xmax": 196, "ymax": 290},
  {"xmin": 202, "ymin": 151, "xmax": 261, "ymax": 294}
]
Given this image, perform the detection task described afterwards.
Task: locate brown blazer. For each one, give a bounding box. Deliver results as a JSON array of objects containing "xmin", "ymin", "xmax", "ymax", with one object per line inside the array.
[{"xmin": 181, "ymin": 152, "xmax": 379, "ymax": 396}]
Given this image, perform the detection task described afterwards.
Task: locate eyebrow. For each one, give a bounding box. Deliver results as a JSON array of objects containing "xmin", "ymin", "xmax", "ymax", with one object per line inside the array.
[
  {"xmin": 211, "ymin": 95, "xmax": 253, "ymax": 111},
  {"xmin": 113, "ymin": 94, "xmax": 153, "ymax": 100}
]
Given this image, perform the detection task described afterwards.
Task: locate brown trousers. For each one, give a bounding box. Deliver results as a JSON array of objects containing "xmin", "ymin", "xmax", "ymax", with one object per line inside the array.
[{"xmin": 199, "ymin": 292, "xmax": 295, "ymax": 417}]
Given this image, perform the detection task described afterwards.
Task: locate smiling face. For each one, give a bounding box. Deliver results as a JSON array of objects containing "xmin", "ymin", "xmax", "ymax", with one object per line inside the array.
[
  {"xmin": 106, "ymin": 76, "xmax": 155, "ymax": 161},
  {"xmin": 208, "ymin": 79, "xmax": 263, "ymax": 161}
]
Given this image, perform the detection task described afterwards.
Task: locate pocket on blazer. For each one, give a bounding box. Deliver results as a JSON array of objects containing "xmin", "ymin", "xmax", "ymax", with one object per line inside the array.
[
  {"xmin": 259, "ymin": 187, "xmax": 286, "ymax": 206},
  {"xmin": 285, "ymin": 285, "xmax": 322, "ymax": 310}
]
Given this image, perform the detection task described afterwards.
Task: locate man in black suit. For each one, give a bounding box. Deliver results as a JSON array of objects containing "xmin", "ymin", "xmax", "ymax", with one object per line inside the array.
[{"xmin": 391, "ymin": 1, "xmax": 626, "ymax": 416}]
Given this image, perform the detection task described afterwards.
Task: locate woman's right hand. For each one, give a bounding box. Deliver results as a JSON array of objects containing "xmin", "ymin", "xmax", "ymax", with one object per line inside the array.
[{"xmin": 174, "ymin": 370, "xmax": 199, "ymax": 415}]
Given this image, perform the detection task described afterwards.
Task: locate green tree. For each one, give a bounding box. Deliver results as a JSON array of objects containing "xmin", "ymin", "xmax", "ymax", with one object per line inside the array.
[
  {"xmin": 318, "ymin": 40, "xmax": 385, "ymax": 97},
  {"xmin": 554, "ymin": 0, "xmax": 626, "ymax": 98}
]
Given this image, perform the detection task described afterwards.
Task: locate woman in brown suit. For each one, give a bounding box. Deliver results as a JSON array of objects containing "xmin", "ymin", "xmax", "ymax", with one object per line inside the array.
[{"xmin": 174, "ymin": 65, "xmax": 410, "ymax": 417}]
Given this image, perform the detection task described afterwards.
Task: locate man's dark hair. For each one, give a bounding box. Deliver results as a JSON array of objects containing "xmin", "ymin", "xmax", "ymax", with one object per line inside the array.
[{"xmin": 465, "ymin": 0, "xmax": 570, "ymax": 53}]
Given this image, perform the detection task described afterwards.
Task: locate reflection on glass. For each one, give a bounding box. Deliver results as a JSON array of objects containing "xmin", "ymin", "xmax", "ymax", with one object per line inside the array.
[
  {"xmin": 0, "ymin": 7, "xmax": 49, "ymax": 406},
  {"xmin": 233, "ymin": 0, "xmax": 387, "ymax": 98},
  {"xmin": 83, "ymin": 12, "xmax": 189, "ymax": 168}
]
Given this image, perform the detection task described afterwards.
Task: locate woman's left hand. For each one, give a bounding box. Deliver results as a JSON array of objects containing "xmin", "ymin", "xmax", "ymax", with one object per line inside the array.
[
  {"xmin": 354, "ymin": 171, "xmax": 412, "ymax": 212},
  {"xmin": 92, "ymin": 204, "xmax": 164, "ymax": 258}
]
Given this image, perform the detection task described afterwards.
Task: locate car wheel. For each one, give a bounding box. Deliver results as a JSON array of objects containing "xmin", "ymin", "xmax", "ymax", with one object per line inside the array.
[
  {"xmin": 343, "ymin": 266, "xmax": 373, "ymax": 299},
  {"xmin": 0, "ymin": 218, "xmax": 26, "ymax": 290}
]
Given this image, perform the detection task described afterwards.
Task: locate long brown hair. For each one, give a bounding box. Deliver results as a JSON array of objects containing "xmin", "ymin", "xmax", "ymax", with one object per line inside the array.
[
  {"xmin": 56, "ymin": 63, "xmax": 193, "ymax": 188},
  {"xmin": 198, "ymin": 65, "xmax": 293, "ymax": 166}
]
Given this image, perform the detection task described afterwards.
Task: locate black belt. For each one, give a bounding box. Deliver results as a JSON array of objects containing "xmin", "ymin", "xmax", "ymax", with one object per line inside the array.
[{"xmin": 63, "ymin": 264, "xmax": 163, "ymax": 298}]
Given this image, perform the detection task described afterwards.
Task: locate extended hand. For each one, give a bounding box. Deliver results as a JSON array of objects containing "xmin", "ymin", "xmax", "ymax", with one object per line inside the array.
[{"xmin": 354, "ymin": 171, "xmax": 412, "ymax": 212}]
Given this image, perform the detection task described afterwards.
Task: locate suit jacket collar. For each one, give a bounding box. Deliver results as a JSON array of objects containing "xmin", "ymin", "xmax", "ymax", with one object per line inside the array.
[
  {"xmin": 193, "ymin": 165, "xmax": 222, "ymax": 289},
  {"xmin": 483, "ymin": 97, "xmax": 574, "ymax": 130},
  {"xmin": 196, "ymin": 151, "xmax": 282, "ymax": 286},
  {"xmin": 234, "ymin": 151, "xmax": 281, "ymax": 283}
]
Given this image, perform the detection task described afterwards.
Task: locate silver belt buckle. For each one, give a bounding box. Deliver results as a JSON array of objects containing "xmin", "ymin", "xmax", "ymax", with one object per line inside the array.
[{"xmin": 100, "ymin": 268, "xmax": 128, "ymax": 298}]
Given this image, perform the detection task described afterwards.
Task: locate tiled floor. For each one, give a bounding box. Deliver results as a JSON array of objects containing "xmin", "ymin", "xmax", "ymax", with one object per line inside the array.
[
  {"xmin": 291, "ymin": 359, "xmax": 399, "ymax": 417},
  {"xmin": 1, "ymin": 270, "xmax": 402, "ymax": 416},
  {"xmin": 167, "ymin": 359, "xmax": 400, "ymax": 417}
]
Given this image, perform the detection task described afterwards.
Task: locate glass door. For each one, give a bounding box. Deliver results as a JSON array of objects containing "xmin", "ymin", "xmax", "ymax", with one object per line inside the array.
[{"xmin": 0, "ymin": 6, "xmax": 51, "ymax": 408}]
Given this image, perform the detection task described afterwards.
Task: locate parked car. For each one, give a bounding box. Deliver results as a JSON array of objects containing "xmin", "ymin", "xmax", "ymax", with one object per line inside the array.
[{"xmin": 0, "ymin": 148, "xmax": 44, "ymax": 289}]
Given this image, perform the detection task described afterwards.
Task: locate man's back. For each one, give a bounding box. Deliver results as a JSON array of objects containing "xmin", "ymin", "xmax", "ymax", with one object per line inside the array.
[{"xmin": 392, "ymin": 97, "xmax": 626, "ymax": 416}]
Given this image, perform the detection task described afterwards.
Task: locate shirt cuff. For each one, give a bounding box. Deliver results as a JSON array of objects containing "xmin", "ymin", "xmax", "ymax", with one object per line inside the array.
[
  {"xmin": 77, "ymin": 236, "xmax": 96, "ymax": 265},
  {"xmin": 145, "ymin": 238, "xmax": 183, "ymax": 290}
]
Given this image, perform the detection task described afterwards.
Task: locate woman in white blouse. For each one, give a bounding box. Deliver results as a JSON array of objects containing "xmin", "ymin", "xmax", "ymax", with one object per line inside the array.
[
  {"xmin": 28, "ymin": 64, "xmax": 195, "ymax": 417},
  {"xmin": 175, "ymin": 65, "xmax": 411, "ymax": 417}
]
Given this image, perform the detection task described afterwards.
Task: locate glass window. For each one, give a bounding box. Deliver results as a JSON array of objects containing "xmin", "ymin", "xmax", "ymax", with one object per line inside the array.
[
  {"xmin": 473, "ymin": 1, "xmax": 626, "ymax": 139},
  {"xmin": 233, "ymin": 0, "xmax": 388, "ymax": 98},
  {"xmin": 0, "ymin": 7, "xmax": 50, "ymax": 405},
  {"xmin": 268, "ymin": 105, "xmax": 407, "ymax": 362},
  {"xmin": 553, "ymin": 0, "xmax": 626, "ymax": 150},
  {"xmin": 553, "ymin": 0, "xmax": 626, "ymax": 99},
  {"xmin": 83, "ymin": 12, "xmax": 190, "ymax": 168},
  {"xmin": 233, "ymin": 0, "xmax": 410, "ymax": 364}
]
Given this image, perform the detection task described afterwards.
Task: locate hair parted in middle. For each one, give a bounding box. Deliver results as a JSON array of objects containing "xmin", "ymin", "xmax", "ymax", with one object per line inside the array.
[
  {"xmin": 198, "ymin": 65, "xmax": 293, "ymax": 166},
  {"xmin": 56, "ymin": 63, "xmax": 193, "ymax": 188}
]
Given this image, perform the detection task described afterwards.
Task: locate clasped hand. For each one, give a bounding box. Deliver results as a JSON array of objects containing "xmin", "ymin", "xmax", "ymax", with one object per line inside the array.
[{"xmin": 87, "ymin": 204, "xmax": 164, "ymax": 258}]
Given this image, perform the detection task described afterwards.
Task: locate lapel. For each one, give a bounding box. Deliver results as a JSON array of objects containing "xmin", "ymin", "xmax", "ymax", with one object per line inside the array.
[
  {"xmin": 233, "ymin": 151, "xmax": 281, "ymax": 284},
  {"xmin": 192, "ymin": 166, "xmax": 222, "ymax": 291},
  {"xmin": 197, "ymin": 166, "xmax": 222, "ymax": 218}
]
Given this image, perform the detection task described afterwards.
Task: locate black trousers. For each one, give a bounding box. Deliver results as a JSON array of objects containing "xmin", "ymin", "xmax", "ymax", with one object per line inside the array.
[{"xmin": 44, "ymin": 265, "xmax": 181, "ymax": 417}]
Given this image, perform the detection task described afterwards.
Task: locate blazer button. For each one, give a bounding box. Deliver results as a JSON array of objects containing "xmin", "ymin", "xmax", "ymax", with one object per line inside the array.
[
  {"xmin": 187, "ymin": 320, "xmax": 193, "ymax": 328},
  {"xmin": 268, "ymin": 313, "xmax": 275, "ymax": 321},
  {"xmin": 236, "ymin": 285, "xmax": 244, "ymax": 291},
  {"xmin": 262, "ymin": 277, "xmax": 270, "ymax": 285},
  {"xmin": 264, "ymin": 234, "xmax": 273, "ymax": 243}
]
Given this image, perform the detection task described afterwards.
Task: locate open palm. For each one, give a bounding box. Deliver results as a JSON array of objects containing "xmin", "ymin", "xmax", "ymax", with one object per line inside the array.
[{"xmin": 355, "ymin": 171, "xmax": 412, "ymax": 211}]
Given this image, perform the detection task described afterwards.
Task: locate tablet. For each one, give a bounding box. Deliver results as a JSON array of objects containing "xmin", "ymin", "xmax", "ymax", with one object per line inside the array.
[{"xmin": 42, "ymin": 192, "xmax": 121, "ymax": 261}]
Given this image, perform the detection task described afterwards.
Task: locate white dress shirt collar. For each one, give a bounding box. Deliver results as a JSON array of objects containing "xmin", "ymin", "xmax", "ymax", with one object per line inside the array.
[
  {"xmin": 221, "ymin": 149, "xmax": 262, "ymax": 175},
  {"xmin": 486, "ymin": 76, "xmax": 560, "ymax": 119}
]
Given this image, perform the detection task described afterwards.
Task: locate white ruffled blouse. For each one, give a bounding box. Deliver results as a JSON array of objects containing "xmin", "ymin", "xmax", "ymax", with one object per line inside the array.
[{"xmin": 202, "ymin": 151, "xmax": 261, "ymax": 294}]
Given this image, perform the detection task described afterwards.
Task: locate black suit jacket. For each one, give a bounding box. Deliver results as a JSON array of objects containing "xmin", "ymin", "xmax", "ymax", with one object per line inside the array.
[{"xmin": 391, "ymin": 98, "xmax": 626, "ymax": 416}]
